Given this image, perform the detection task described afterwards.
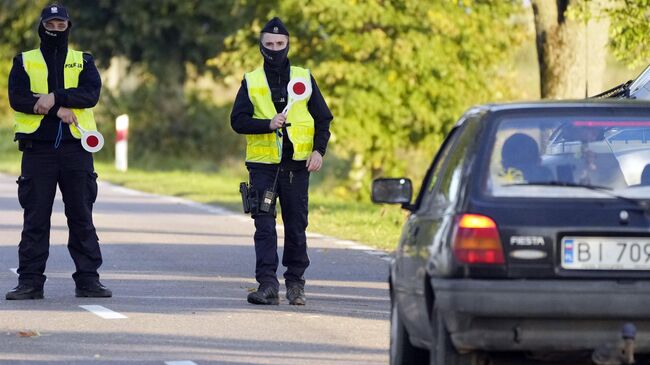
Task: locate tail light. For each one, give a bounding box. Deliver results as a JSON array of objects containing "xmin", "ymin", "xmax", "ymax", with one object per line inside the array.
[{"xmin": 452, "ymin": 214, "xmax": 505, "ymax": 265}]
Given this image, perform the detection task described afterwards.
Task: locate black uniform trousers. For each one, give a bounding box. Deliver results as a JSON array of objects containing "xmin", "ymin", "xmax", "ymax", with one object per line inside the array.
[
  {"xmin": 249, "ymin": 165, "xmax": 310, "ymax": 290},
  {"xmin": 16, "ymin": 140, "xmax": 102, "ymax": 289}
]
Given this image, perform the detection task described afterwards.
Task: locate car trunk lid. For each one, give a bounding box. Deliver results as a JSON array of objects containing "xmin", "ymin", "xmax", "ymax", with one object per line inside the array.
[{"xmin": 468, "ymin": 199, "xmax": 650, "ymax": 279}]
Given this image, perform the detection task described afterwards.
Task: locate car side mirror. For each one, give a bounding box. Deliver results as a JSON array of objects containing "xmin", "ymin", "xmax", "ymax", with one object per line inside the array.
[{"xmin": 372, "ymin": 178, "xmax": 413, "ymax": 206}]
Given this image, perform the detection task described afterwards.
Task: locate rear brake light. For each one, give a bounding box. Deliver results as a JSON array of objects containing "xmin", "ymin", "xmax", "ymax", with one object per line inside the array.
[{"xmin": 453, "ymin": 214, "xmax": 505, "ymax": 265}]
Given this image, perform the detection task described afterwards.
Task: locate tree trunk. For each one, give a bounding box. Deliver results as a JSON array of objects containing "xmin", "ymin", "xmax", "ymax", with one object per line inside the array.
[{"xmin": 532, "ymin": 0, "xmax": 609, "ymax": 99}]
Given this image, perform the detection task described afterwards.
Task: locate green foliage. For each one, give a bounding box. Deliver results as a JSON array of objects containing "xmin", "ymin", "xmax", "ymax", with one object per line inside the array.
[
  {"xmin": 64, "ymin": 0, "xmax": 248, "ymax": 84},
  {"xmin": 607, "ymin": 0, "xmax": 650, "ymax": 68},
  {"xmin": 0, "ymin": 0, "xmax": 45, "ymax": 55},
  {"xmin": 60, "ymin": 0, "xmax": 250, "ymax": 167},
  {"xmin": 0, "ymin": 60, "xmax": 12, "ymax": 123},
  {"xmin": 214, "ymin": 0, "xmax": 526, "ymax": 195},
  {"xmin": 0, "ymin": 0, "xmax": 48, "ymax": 120}
]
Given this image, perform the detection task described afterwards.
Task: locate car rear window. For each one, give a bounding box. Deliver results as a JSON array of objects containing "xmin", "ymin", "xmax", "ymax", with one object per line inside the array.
[{"xmin": 485, "ymin": 113, "xmax": 650, "ymax": 199}]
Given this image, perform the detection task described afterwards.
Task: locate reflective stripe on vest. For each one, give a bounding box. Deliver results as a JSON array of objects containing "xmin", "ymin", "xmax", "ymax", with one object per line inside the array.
[
  {"xmin": 244, "ymin": 66, "xmax": 315, "ymax": 163},
  {"xmin": 14, "ymin": 49, "xmax": 97, "ymax": 139}
]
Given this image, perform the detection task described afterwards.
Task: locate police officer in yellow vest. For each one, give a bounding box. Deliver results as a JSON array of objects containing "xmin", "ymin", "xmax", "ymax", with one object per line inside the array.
[
  {"xmin": 231, "ymin": 17, "xmax": 333, "ymax": 305},
  {"xmin": 6, "ymin": 4, "xmax": 111, "ymax": 300}
]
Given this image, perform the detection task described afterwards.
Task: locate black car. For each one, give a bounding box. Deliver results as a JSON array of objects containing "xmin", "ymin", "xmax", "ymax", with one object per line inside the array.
[{"xmin": 373, "ymin": 101, "xmax": 650, "ymax": 365}]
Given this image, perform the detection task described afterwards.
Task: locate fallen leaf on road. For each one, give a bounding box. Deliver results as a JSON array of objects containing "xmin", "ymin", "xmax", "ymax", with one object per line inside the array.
[{"xmin": 18, "ymin": 330, "xmax": 40, "ymax": 337}]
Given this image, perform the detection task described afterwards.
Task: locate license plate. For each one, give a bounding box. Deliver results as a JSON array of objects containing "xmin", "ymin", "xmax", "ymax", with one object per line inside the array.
[{"xmin": 562, "ymin": 236, "xmax": 650, "ymax": 270}]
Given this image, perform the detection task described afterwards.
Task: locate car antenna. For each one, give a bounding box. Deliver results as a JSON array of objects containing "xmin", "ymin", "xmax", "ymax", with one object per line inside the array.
[{"xmin": 584, "ymin": 0, "xmax": 589, "ymax": 98}]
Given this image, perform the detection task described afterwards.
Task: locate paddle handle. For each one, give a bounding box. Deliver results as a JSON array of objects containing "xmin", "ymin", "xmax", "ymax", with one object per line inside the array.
[
  {"xmin": 282, "ymin": 99, "xmax": 296, "ymax": 116},
  {"xmin": 74, "ymin": 122, "xmax": 87, "ymax": 134}
]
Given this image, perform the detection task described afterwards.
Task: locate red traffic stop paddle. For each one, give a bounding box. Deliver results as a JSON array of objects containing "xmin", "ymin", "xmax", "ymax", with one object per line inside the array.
[
  {"xmin": 282, "ymin": 77, "xmax": 312, "ymax": 116},
  {"xmin": 75, "ymin": 124, "xmax": 104, "ymax": 153}
]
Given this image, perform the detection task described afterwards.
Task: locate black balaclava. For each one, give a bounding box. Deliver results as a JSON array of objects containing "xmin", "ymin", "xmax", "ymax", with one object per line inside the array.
[
  {"xmin": 38, "ymin": 21, "xmax": 70, "ymax": 49},
  {"xmin": 259, "ymin": 17, "xmax": 290, "ymax": 68},
  {"xmin": 38, "ymin": 4, "xmax": 71, "ymax": 49}
]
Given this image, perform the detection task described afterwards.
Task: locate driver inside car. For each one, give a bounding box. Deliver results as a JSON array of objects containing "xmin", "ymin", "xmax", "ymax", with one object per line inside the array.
[{"xmin": 499, "ymin": 133, "xmax": 553, "ymax": 184}]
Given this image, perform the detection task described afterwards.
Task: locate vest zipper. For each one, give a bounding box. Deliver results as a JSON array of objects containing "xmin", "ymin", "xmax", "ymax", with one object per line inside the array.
[
  {"xmin": 53, "ymin": 47, "xmax": 62, "ymax": 149},
  {"xmin": 53, "ymin": 48, "xmax": 58, "ymax": 89}
]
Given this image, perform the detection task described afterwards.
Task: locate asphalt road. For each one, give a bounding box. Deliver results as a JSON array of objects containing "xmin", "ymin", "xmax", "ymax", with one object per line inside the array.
[{"xmin": 0, "ymin": 173, "xmax": 390, "ymax": 365}]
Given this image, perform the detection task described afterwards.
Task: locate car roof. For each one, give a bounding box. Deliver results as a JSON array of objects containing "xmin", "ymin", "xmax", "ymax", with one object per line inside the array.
[{"xmin": 459, "ymin": 99, "xmax": 650, "ymax": 127}]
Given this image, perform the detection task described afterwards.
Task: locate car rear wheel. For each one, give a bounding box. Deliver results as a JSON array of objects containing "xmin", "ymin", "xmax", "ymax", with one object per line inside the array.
[
  {"xmin": 390, "ymin": 297, "xmax": 429, "ymax": 365},
  {"xmin": 430, "ymin": 310, "xmax": 483, "ymax": 365}
]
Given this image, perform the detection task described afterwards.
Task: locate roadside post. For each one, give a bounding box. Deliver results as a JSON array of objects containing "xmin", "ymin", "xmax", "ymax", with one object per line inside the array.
[{"xmin": 115, "ymin": 114, "xmax": 129, "ymax": 172}]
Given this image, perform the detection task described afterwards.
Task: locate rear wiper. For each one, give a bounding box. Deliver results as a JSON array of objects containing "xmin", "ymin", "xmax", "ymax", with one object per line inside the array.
[{"xmin": 504, "ymin": 181, "xmax": 650, "ymax": 210}]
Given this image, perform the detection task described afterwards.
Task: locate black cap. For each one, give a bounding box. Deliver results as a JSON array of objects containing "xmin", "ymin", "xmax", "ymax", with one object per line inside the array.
[
  {"xmin": 260, "ymin": 17, "xmax": 289, "ymax": 37},
  {"xmin": 40, "ymin": 4, "xmax": 69, "ymax": 22}
]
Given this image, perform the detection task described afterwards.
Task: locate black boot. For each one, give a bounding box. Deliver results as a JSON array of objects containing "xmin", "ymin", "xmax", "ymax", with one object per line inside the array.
[
  {"xmin": 247, "ymin": 286, "xmax": 279, "ymax": 305},
  {"xmin": 286, "ymin": 285, "xmax": 306, "ymax": 305},
  {"xmin": 6, "ymin": 284, "xmax": 44, "ymax": 300},
  {"xmin": 75, "ymin": 281, "xmax": 112, "ymax": 298}
]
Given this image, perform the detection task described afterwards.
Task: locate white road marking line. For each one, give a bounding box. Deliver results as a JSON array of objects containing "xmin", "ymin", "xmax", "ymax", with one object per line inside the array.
[
  {"xmin": 365, "ymin": 250, "xmax": 387, "ymax": 256},
  {"xmin": 348, "ymin": 245, "xmax": 371, "ymax": 250},
  {"xmin": 164, "ymin": 197, "xmax": 231, "ymax": 215},
  {"xmin": 109, "ymin": 185, "xmax": 145, "ymax": 196},
  {"xmin": 335, "ymin": 240, "xmax": 356, "ymax": 246},
  {"xmin": 165, "ymin": 361, "xmax": 198, "ymax": 365},
  {"xmin": 9, "ymin": 268, "xmax": 17, "ymax": 275},
  {"xmin": 79, "ymin": 305, "xmax": 127, "ymax": 319},
  {"xmin": 334, "ymin": 239, "xmax": 392, "ymax": 259}
]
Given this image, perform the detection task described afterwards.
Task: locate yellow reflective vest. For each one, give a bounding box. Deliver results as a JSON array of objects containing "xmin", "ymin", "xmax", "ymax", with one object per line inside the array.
[
  {"xmin": 14, "ymin": 49, "xmax": 97, "ymax": 139},
  {"xmin": 244, "ymin": 66, "xmax": 314, "ymax": 163}
]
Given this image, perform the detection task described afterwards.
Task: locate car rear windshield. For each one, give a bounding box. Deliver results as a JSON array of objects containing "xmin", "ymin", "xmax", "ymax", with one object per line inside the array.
[{"xmin": 485, "ymin": 112, "xmax": 650, "ymax": 199}]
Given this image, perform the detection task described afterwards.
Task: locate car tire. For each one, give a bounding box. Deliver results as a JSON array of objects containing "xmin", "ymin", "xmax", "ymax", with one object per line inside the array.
[
  {"xmin": 430, "ymin": 310, "xmax": 483, "ymax": 365},
  {"xmin": 390, "ymin": 297, "xmax": 429, "ymax": 365}
]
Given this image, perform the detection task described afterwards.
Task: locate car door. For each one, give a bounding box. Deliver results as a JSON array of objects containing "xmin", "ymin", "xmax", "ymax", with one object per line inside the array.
[
  {"xmin": 395, "ymin": 125, "xmax": 462, "ymax": 344},
  {"xmin": 426, "ymin": 117, "xmax": 482, "ymax": 278},
  {"xmin": 396, "ymin": 116, "xmax": 483, "ymax": 345}
]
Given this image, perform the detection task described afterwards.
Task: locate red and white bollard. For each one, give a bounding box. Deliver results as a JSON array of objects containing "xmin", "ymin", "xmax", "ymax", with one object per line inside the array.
[{"xmin": 115, "ymin": 114, "xmax": 129, "ymax": 172}]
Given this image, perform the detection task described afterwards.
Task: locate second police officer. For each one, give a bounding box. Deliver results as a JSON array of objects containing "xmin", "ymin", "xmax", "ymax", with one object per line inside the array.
[{"xmin": 231, "ymin": 17, "xmax": 333, "ymax": 305}]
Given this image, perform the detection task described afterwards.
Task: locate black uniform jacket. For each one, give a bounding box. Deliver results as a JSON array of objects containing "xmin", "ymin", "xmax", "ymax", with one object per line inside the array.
[
  {"xmin": 8, "ymin": 42, "xmax": 101, "ymax": 141},
  {"xmin": 230, "ymin": 61, "xmax": 333, "ymax": 171}
]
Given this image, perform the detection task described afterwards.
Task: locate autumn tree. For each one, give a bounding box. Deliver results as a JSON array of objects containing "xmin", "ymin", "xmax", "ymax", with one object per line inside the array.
[
  {"xmin": 63, "ymin": 0, "xmax": 248, "ymax": 114},
  {"xmin": 61, "ymin": 0, "xmax": 251, "ymax": 160},
  {"xmin": 607, "ymin": 0, "xmax": 650, "ymax": 68}
]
